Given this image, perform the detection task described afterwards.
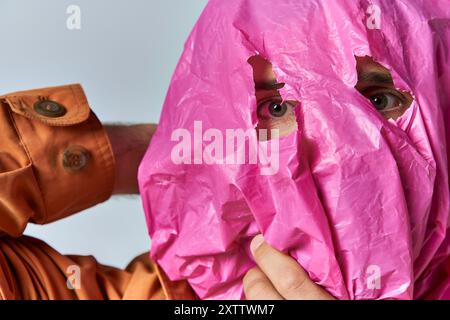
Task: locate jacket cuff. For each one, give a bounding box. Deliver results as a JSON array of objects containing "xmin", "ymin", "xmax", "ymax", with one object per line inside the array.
[{"xmin": 0, "ymin": 84, "xmax": 115, "ymax": 231}]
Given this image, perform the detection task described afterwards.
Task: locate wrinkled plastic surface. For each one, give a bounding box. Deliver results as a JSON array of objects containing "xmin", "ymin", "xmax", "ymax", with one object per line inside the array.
[{"xmin": 138, "ymin": 0, "xmax": 450, "ymax": 299}]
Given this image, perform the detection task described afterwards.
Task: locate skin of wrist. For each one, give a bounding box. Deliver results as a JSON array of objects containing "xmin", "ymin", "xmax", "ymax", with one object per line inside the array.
[{"xmin": 105, "ymin": 124, "xmax": 157, "ymax": 194}]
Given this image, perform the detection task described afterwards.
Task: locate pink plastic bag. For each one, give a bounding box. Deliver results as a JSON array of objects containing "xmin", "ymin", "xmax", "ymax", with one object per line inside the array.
[{"xmin": 138, "ymin": 0, "xmax": 450, "ymax": 299}]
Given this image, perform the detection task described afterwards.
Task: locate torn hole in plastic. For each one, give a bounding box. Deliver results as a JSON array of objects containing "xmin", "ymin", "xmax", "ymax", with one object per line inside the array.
[
  {"xmin": 354, "ymin": 55, "xmax": 415, "ymax": 123},
  {"xmin": 247, "ymin": 55, "xmax": 299, "ymax": 141}
]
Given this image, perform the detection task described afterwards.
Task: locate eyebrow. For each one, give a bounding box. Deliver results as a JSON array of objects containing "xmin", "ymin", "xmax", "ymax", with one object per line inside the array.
[
  {"xmin": 255, "ymin": 81, "xmax": 285, "ymax": 91},
  {"xmin": 255, "ymin": 71, "xmax": 393, "ymax": 90},
  {"xmin": 358, "ymin": 71, "xmax": 394, "ymax": 85}
]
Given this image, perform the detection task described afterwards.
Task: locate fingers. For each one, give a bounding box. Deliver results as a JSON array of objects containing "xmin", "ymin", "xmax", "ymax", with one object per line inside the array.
[
  {"xmin": 243, "ymin": 267, "xmax": 284, "ymax": 300},
  {"xmin": 250, "ymin": 234, "xmax": 335, "ymax": 300}
]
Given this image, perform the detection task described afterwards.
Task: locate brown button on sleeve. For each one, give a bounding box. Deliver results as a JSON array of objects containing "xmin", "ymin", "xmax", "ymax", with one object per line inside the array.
[{"xmin": 0, "ymin": 84, "xmax": 115, "ymax": 237}]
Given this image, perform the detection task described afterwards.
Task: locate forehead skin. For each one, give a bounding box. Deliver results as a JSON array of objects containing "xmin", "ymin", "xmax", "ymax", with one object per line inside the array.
[
  {"xmin": 248, "ymin": 55, "xmax": 280, "ymax": 102},
  {"xmin": 248, "ymin": 55, "xmax": 277, "ymax": 85},
  {"xmin": 355, "ymin": 56, "xmax": 394, "ymax": 91}
]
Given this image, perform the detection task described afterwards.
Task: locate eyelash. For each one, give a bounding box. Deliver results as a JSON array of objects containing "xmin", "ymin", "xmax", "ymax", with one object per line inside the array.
[
  {"xmin": 256, "ymin": 87, "xmax": 408, "ymax": 122},
  {"xmin": 362, "ymin": 88, "xmax": 408, "ymax": 110},
  {"xmin": 365, "ymin": 87, "xmax": 406, "ymax": 100}
]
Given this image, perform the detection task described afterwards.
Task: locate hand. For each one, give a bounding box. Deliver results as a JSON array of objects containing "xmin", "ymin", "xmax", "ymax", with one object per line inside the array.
[{"xmin": 244, "ymin": 234, "xmax": 335, "ymax": 300}]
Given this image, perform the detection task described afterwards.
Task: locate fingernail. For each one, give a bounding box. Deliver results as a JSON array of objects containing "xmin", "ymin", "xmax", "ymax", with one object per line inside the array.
[{"xmin": 250, "ymin": 234, "xmax": 264, "ymax": 255}]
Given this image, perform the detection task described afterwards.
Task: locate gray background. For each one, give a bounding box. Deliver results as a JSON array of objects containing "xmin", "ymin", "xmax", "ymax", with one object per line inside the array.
[{"xmin": 0, "ymin": 0, "xmax": 208, "ymax": 268}]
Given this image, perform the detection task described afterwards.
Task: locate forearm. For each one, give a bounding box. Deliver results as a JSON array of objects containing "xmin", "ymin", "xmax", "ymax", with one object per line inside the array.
[{"xmin": 105, "ymin": 124, "xmax": 157, "ymax": 195}]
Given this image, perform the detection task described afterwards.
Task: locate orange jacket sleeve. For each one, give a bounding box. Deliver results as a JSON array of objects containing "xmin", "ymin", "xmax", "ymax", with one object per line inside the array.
[
  {"xmin": 0, "ymin": 84, "xmax": 115, "ymax": 237},
  {"xmin": 0, "ymin": 84, "xmax": 195, "ymax": 300}
]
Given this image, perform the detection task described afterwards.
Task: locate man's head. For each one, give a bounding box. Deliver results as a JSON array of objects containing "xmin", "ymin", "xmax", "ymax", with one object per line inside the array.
[{"xmin": 140, "ymin": 0, "xmax": 449, "ymax": 300}]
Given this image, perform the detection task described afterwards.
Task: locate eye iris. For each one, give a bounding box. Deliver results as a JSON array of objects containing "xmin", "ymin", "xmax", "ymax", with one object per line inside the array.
[
  {"xmin": 269, "ymin": 102, "xmax": 287, "ymax": 117},
  {"xmin": 370, "ymin": 95, "xmax": 389, "ymax": 110}
]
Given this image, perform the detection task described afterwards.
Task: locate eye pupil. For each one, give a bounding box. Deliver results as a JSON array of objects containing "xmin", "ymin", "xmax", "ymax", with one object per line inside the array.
[
  {"xmin": 269, "ymin": 102, "xmax": 288, "ymax": 117},
  {"xmin": 273, "ymin": 104, "xmax": 282, "ymax": 112},
  {"xmin": 370, "ymin": 95, "xmax": 388, "ymax": 110}
]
